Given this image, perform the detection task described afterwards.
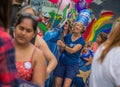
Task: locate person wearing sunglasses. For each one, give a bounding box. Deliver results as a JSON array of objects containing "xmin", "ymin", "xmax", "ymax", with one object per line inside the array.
[
  {"xmin": 17, "ymin": 5, "xmax": 58, "ymax": 80},
  {"xmin": 42, "ymin": 12, "xmax": 51, "ymax": 30},
  {"xmin": 14, "ymin": 13, "xmax": 47, "ymax": 86},
  {"xmin": 60, "ymin": 20, "xmax": 72, "ymax": 42}
]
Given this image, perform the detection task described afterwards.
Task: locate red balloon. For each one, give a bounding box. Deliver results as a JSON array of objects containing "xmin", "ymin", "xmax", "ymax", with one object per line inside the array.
[
  {"xmin": 49, "ymin": 0, "xmax": 59, "ymax": 4},
  {"xmin": 86, "ymin": 0, "xmax": 93, "ymax": 7},
  {"xmin": 72, "ymin": 0, "xmax": 79, "ymax": 3}
]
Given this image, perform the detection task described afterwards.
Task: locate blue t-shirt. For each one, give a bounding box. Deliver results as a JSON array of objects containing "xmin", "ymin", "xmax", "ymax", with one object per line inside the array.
[
  {"xmin": 59, "ymin": 34, "xmax": 85, "ymax": 65},
  {"xmin": 81, "ymin": 49, "xmax": 94, "ymax": 65},
  {"xmin": 81, "ymin": 51, "xmax": 91, "ymax": 65},
  {"xmin": 88, "ymin": 49, "xmax": 94, "ymax": 57}
]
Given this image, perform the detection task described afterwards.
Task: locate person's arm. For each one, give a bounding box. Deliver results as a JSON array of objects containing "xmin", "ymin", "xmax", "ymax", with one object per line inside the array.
[
  {"xmin": 35, "ymin": 35, "xmax": 58, "ymax": 79},
  {"xmin": 0, "ymin": 34, "xmax": 18, "ymax": 86},
  {"xmin": 84, "ymin": 55, "xmax": 93, "ymax": 65},
  {"xmin": 32, "ymin": 48, "xmax": 47, "ymax": 86},
  {"xmin": 57, "ymin": 40, "xmax": 82, "ymax": 54}
]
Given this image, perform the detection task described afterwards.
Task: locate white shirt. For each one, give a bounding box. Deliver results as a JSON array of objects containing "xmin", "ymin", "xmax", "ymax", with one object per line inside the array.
[{"xmin": 90, "ymin": 45, "xmax": 120, "ymax": 87}]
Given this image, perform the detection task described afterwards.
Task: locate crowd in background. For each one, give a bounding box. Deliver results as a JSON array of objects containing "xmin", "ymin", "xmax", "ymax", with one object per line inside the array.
[{"xmin": 0, "ymin": 0, "xmax": 120, "ymax": 87}]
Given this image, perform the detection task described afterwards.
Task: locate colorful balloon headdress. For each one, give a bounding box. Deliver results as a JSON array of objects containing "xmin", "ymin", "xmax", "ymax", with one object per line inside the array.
[{"xmin": 76, "ymin": 9, "xmax": 92, "ymax": 27}]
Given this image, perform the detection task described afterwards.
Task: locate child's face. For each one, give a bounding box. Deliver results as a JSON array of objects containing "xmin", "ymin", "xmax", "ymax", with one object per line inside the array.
[{"xmin": 83, "ymin": 47, "xmax": 88, "ymax": 53}]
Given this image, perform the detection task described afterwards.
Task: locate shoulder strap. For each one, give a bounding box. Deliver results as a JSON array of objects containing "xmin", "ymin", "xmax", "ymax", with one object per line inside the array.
[{"xmin": 30, "ymin": 47, "xmax": 36, "ymax": 60}]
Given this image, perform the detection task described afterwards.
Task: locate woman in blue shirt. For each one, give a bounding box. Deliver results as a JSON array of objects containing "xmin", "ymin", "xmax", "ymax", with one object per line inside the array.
[{"xmin": 54, "ymin": 22, "xmax": 85, "ymax": 87}]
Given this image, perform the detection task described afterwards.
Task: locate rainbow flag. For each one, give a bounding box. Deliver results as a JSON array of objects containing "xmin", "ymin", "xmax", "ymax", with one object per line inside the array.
[{"xmin": 83, "ymin": 12, "xmax": 120, "ymax": 42}]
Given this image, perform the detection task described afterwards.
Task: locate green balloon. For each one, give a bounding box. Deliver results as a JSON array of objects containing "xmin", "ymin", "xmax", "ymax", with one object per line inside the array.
[{"xmin": 38, "ymin": 22, "xmax": 48, "ymax": 33}]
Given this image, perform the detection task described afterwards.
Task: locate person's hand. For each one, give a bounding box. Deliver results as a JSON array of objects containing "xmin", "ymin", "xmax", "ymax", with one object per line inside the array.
[
  {"xmin": 84, "ymin": 56, "xmax": 92, "ymax": 65},
  {"xmin": 46, "ymin": 68, "xmax": 51, "ymax": 80},
  {"xmin": 57, "ymin": 40, "xmax": 65, "ymax": 48},
  {"xmin": 57, "ymin": 40, "xmax": 62, "ymax": 46}
]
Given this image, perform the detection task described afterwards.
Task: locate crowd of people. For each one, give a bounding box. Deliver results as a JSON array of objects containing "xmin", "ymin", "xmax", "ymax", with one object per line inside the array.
[{"xmin": 0, "ymin": 0, "xmax": 120, "ymax": 87}]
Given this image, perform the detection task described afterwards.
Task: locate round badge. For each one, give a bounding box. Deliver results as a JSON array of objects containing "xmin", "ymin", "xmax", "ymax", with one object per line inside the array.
[
  {"xmin": 24, "ymin": 62, "xmax": 32, "ymax": 69},
  {"xmin": 70, "ymin": 43, "xmax": 74, "ymax": 47}
]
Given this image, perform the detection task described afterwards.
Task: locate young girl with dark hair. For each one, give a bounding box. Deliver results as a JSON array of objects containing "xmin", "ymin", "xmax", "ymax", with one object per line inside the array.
[{"xmin": 14, "ymin": 13, "xmax": 46, "ymax": 86}]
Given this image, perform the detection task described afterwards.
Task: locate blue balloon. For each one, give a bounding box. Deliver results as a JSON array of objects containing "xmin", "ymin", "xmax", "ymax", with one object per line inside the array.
[
  {"xmin": 75, "ymin": 0, "xmax": 87, "ymax": 13},
  {"xmin": 43, "ymin": 27, "xmax": 63, "ymax": 60},
  {"xmin": 76, "ymin": 9, "xmax": 92, "ymax": 26},
  {"xmin": 44, "ymin": 30, "xmax": 58, "ymax": 42}
]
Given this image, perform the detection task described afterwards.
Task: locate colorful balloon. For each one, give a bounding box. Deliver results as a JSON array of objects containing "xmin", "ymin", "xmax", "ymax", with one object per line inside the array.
[
  {"xmin": 76, "ymin": 9, "xmax": 92, "ymax": 26},
  {"xmin": 86, "ymin": 0, "xmax": 93, "ymax": 7},
  {"xmin": 49, "ymin": 0, "xmax": 59, "ymax": 4},
  {"xmin": 75, "ymin": 0, "xmax": 87, "ymax": 12},
  {"xmin": 72, "ymin": 0, "xmax": 79, "ymax": 3}
]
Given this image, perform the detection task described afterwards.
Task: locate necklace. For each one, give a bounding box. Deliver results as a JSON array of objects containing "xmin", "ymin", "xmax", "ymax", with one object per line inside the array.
[{"xmin": 71, "ymin": 34, "xmax": 81, "ymax": 42}]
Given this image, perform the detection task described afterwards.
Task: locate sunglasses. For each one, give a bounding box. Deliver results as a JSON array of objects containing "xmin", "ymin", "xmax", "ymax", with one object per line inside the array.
[
  {"xmin": 18, "ymin": 12, "xmax": 39, "ymax": 21},
  {"xmin": 44, "ymin": 17, "xmax": 50, "ymax": 19},
  {"xmin": 117, "ymin": 19, "xmax": 120, "ymax": 22}
]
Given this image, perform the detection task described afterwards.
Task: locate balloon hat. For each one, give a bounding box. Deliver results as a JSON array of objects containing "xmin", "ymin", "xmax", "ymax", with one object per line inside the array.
[{"xmin": 76, "ymin": 9, "xmax": 92, "ymax": 27}]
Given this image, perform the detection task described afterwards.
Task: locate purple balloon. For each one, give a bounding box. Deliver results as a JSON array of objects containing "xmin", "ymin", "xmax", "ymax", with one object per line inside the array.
[{"xmin": 75, "ymin": 0, "xmax": 87, "ymax": 12}]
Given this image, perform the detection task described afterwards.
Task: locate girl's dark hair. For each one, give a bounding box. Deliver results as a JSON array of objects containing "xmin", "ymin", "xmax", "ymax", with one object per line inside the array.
[
  {"xmin": 15, "ymin": 0, "xmax": 24, "ymax": 4},
  {"xmin": 98, "ymin": 32, "xmax": 108, "ymax": 44},
  {"xmin": 0, "ymin": 0, "xmax": 12, "ymax": 30},
  {"xmin": 15, "ymin": 13, "xmax": 38, "ymax": 32}
]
